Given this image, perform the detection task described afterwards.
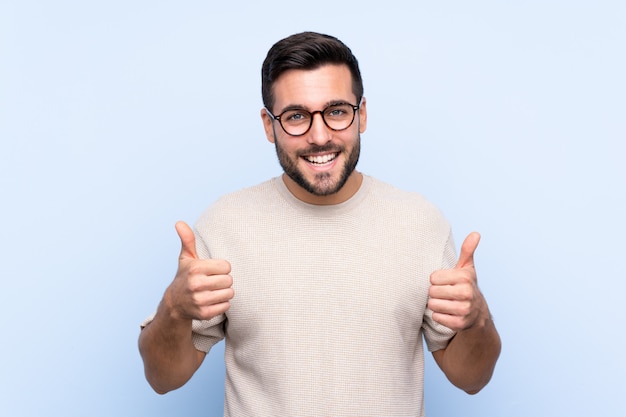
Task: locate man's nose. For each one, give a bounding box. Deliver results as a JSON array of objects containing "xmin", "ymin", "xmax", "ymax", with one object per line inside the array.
[{"xmin": 306, "ymin": 112, "xmax": 331, "ymax": 145}]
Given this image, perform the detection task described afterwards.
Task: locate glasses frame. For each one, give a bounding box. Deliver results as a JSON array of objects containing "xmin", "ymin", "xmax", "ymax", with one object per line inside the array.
[{"xmin": 265, "ymin": 101, "xmax": 361, "ymax": 137}]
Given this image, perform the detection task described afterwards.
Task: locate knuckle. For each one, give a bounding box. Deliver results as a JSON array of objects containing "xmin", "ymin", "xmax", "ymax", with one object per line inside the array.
[
  {"xmin": 460, "ymin": 304, "xmax": 472, "ymax": 317},
  {"xmin": 225, "ymin": 287, "xmax": 235, "ymax": 299},
  {"xmin": 190, "ymin": 290, "xmax": 204, "ymax": 306},
  {"xmin": 199, "ymin": 302, "xmax": 230, "ymax": 320},
  {"xmin": 460, "ymin": 286, "xmax": 473, "ymax": 300},
  {"xmin": 187, "ymin": 275, "xmax": 204, "ymax": 292},
  {"xmin": 211, "ymin": 259, "xmax": 231, "ymax": 273},
  {"xmin": 224, "ymin": 274, "xmax": 234, "ymax": 286},
  {"xmin": 461, "ymin": 270, "xmax": 475, "ymax": 283},
  {"xmin": 187, "ymin": 262, "xmax": 204, "ymax": 276},
  {"xmin": 216, "ymin": 288, "xmax": 235, "ymax": 302}
]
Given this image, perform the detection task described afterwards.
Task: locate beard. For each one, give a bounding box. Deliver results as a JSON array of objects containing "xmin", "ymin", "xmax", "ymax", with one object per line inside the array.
[{"xmin": 274, "ymin": 135, "xmax": 361, "ymax": 197}]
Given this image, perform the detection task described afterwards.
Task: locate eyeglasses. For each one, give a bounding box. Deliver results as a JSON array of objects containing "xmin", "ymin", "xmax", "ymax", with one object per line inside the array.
[{"xmin": 265, "ymin": 101, "xmax": 360, "ymax": 137}]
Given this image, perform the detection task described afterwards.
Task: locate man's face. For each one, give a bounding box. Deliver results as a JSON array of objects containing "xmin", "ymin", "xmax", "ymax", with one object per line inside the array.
[{"xmin": 262, "ymin": 64, "xmax": 367, "ymax": 205}]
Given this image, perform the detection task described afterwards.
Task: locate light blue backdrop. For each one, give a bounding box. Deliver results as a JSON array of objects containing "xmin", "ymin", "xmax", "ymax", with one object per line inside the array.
[{"xmin": 1, "ymin": 1, "xmax": 624, "ymax": 416}]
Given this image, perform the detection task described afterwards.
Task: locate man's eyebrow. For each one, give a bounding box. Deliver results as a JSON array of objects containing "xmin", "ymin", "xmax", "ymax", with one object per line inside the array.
[
  {"xmin": 278, "ymin": 104, "xmax": 308, "ymax": 113},
  {"xmin": 278, "ymin": 99, "xmax": 354, "ymax": 114},
  {"xmin": 326, "ymin": 99, "xmax": 353, "ymax": 107}
]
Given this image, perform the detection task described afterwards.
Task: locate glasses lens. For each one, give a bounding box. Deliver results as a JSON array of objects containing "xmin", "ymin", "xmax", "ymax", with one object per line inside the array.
[
  {"xmin": 281, "ymin": 109, "xmax": 312, "ymax": 136},
  {"xmin": 323, "ymin": 104, "xmax": 355, "ymax": 131}
]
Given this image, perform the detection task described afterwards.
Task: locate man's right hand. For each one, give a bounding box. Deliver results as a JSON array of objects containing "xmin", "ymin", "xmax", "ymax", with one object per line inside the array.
[
  {"xmin": 163, "ymin": 221, "xmax": 234, "ymax": 322},
  {"xmin": 139, "ymin": 221, "xmax": 231, "ymax": 394}
]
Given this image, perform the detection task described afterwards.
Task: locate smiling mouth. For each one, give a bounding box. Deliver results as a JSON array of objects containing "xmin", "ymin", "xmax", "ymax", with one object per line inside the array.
[{"xmin": 303, "ymin": 152, "xmax": 339, "ymax": 165}]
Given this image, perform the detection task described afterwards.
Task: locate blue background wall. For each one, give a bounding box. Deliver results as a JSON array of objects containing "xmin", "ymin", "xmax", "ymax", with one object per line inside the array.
[{"xmin": 1, "ymin": 1, "xmax": 624, "ymax": 415}]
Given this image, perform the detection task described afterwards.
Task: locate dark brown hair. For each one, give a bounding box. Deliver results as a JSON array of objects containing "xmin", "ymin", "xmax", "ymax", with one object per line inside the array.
[{"xmin": 261, "ymin": 32, "xmax": 364, "ymax": 111}]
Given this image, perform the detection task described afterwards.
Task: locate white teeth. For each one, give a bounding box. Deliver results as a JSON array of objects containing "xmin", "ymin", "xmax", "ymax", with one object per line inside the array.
[{"xmin": 305, "ymin": 153, "xmax": 337, "ymax": 164}]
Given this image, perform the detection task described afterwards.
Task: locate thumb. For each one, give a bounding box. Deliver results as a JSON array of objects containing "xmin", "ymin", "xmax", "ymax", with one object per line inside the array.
[
  {"xmin": 455, "ymin": 231, "xmax": 481, "ymax": 269},
  {"xmin": 175, "ymin": 221, "xmax": 198, "ymax": 260}
]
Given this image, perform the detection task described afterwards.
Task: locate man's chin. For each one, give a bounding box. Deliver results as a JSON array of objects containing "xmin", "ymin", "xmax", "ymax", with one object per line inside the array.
[
  {"xmin": 285, "ymin": 171, "xmax": 337, "ymax": 196},
  {"xmin": 306, "ymin": 172, "xmax": 349, "ymax": 196}
]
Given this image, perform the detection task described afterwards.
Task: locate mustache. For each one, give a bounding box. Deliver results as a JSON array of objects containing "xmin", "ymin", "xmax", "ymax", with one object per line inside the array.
[{"xmin": 297, "ymin": 143, "xmax": 343, "ymax": 156}]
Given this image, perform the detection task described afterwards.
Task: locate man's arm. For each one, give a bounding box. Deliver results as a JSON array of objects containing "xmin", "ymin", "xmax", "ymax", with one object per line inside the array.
[
  {"xmin": 138, "ymin": 221, "xmax": 234, "ymax": 394},
  {"xmin": 428, "ymin": 232, "xmax": 502, "ymax": 394},
  {"xmin": 431, "ymin": 307, "xmax": 501, "ymax": 394},
  {"xmin": 138, "ymin": 309, "xmax": 206, "ymax": 394}
]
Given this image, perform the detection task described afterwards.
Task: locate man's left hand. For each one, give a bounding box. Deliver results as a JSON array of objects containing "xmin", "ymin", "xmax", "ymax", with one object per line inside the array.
[{"xmin": 428, "ymin": 232, "xmax": 489, "ymax": 331}]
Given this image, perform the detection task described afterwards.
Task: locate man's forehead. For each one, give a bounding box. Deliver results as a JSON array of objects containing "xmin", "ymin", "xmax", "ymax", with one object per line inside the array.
[{"xmin": 272, "ymin": 64, "xmax": 356, "ymax": 110}]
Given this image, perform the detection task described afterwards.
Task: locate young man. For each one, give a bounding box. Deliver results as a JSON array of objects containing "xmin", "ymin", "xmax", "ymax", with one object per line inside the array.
[{"xmin": 139, "ymin": 32, "xmax": 501, "ymax": 416}]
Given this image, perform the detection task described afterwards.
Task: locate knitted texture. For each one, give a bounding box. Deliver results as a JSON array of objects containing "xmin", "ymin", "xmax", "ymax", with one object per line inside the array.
[{"xmin": 189, "ymin": 175, "xmax": 456, "ymax": 416}]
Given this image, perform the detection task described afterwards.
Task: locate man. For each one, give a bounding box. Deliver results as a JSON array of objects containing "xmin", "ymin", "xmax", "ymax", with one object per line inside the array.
[{"xmin": 139, "ymin": 31, "xmax": 501, "ymax": 416}]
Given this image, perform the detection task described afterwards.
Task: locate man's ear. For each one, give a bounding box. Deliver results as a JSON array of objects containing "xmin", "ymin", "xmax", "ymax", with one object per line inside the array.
[
  {"xmin": 358, "ymin": 97, "xmax": 367, "ymax": 134},
  {"xmin": 261, "ymin": 108, "xmax": 276, "ymax": 143}
]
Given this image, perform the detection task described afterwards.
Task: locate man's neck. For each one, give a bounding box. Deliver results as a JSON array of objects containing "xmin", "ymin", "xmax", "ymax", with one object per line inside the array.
[{"xmin": 282, "ymin": 171, "xmax": 363, "ymax": 206}]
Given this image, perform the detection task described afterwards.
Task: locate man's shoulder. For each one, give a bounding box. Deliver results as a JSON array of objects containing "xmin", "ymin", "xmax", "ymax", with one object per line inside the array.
[
  {"xmin": 366, "ymin": 175, "xmax": 435, "ymax": 208},
  {"xmin": 364, "ymin": 175, "xmax": 449, "ymax": 226},
  {"xmin": 215, "ymin": 178, "xmax": 278, "ymax": 205},
  {"xmin": 195, "ymin": 178, "xmax": 280, "ymax": 222}
]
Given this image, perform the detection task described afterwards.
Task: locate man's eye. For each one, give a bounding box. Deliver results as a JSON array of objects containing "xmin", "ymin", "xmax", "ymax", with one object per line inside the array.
[
  {"xmin": 326, "ymin": 106, "xmax": 350, "ymax": 118},
  {"xmin": 286, "ymin": 112, "xmax": 309, "ymax": 122}
]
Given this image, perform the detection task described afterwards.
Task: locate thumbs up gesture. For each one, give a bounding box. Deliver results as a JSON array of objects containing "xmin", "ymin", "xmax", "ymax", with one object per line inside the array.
[
  {"xmin": 428, "ymin": 232, "xmax": 489, "ymax": 332},
  {"xmin": 162, "ymin": 221, "xmax": 234, "ymax": 322}
]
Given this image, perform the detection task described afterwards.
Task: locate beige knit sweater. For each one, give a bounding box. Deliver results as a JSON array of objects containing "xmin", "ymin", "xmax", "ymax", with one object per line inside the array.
[{"xmin": 188, "ymin": 175, "xmax": 456, "ymax": 416}]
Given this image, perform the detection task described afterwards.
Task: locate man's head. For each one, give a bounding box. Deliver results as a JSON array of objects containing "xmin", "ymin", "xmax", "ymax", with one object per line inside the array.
[
  {"xmin": 261, "ymin": 32, "xmax": 367, "ymax": 205},
  {"xmin": 261, "ymin": 32, "xmax": 364, "ymax": 113}
]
